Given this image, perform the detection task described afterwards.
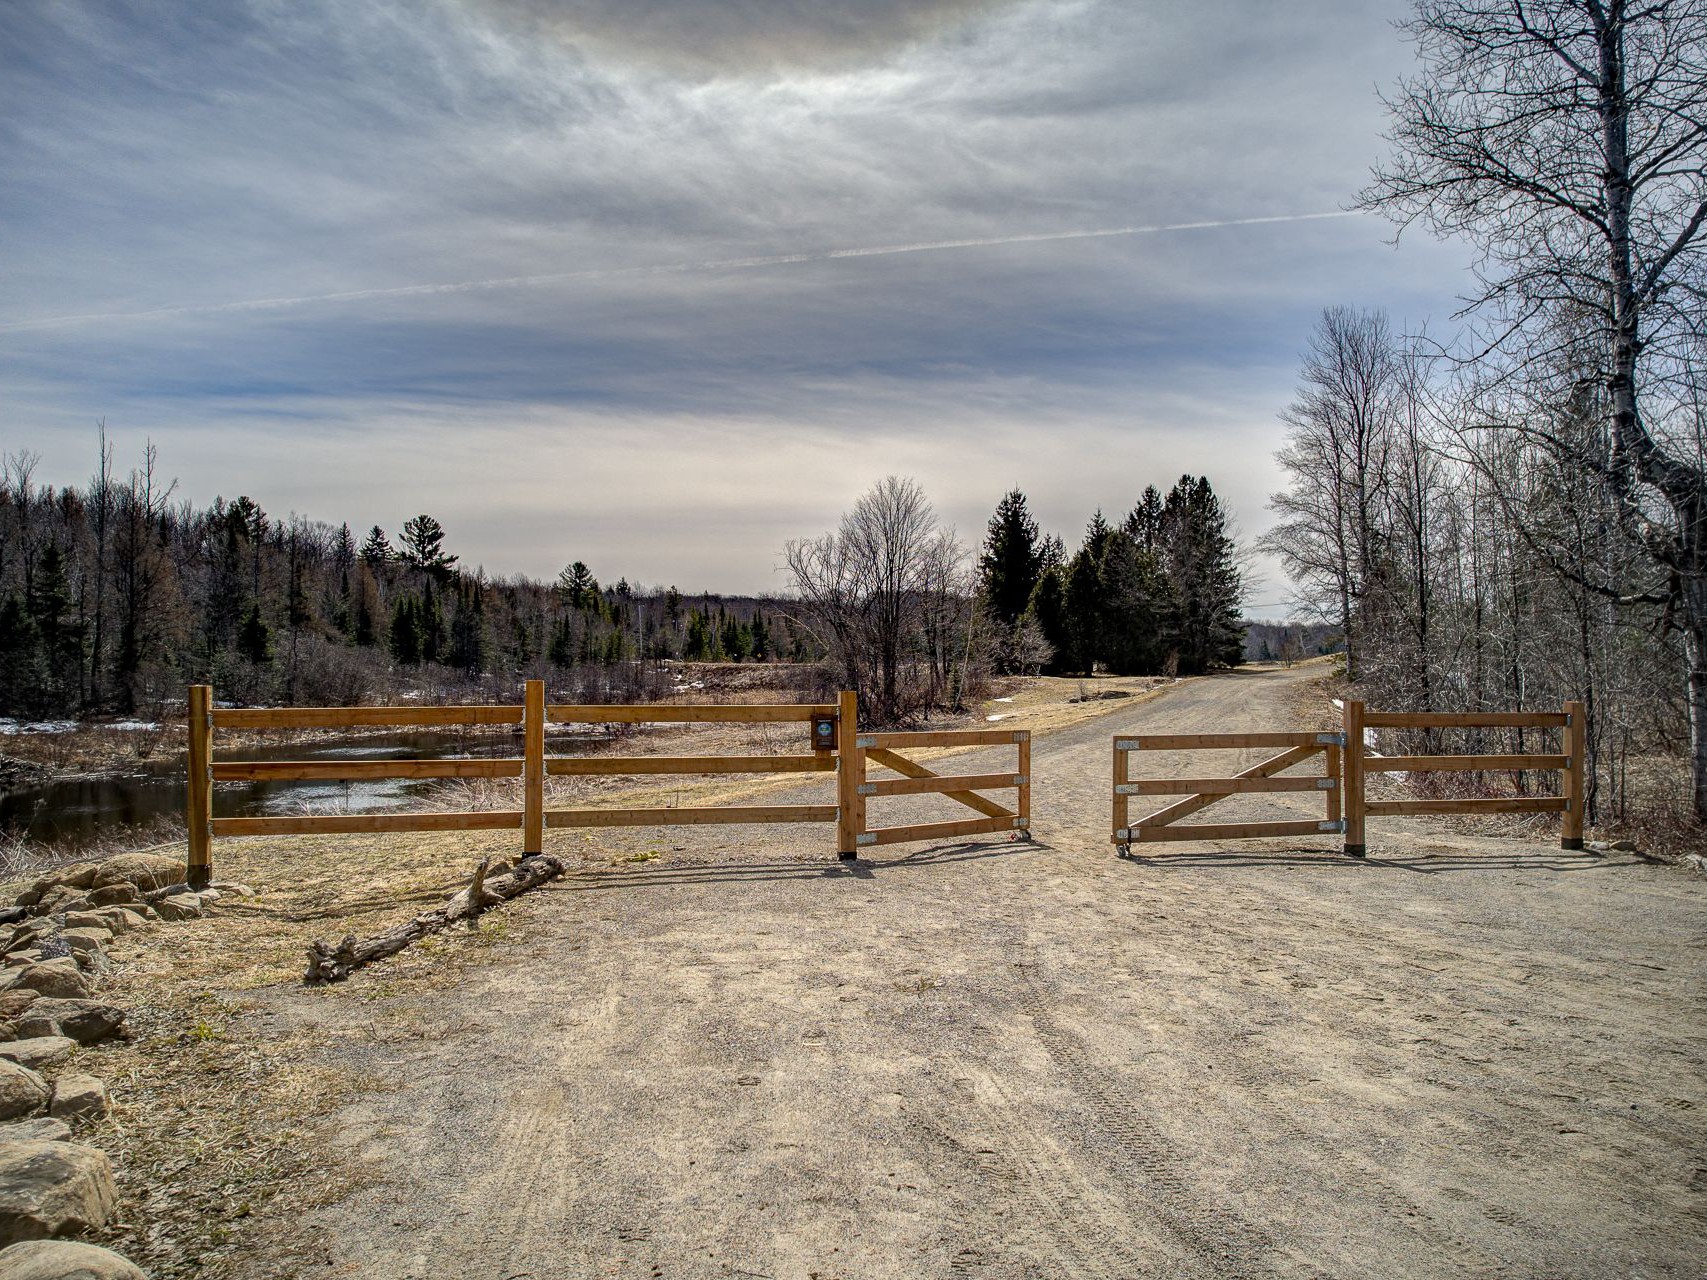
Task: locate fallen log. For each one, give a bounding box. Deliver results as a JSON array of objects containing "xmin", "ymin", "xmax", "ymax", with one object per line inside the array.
[{"xmin": 303, "ymin": 853, "xmax": 567, "ymax": 985}]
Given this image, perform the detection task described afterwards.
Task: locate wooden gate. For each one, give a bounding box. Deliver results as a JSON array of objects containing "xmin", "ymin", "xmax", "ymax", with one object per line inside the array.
[
  {"xmin": 1111, "ymin": 731, "xmax": 1346, "ymax": 857},
  {"xmin": 838, "ymin": 692, "xmax": 1031, "ymax": 857}
]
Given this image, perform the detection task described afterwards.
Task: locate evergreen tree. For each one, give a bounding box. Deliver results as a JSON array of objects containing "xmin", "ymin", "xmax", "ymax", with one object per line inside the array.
[
  {"xmin": 389, "ymin": 596, "xmax": 422, "ymax": 665},
  {"xmin": 557, "ymin": 561, "xmax": 598, "ymax": 610},
  {"xmin": 1097, "ymin": 534, "xmax": 1169, "ymax": 675},
  {"xmin": 750, "ymin": 608, "xmax": 770, "ymax": 661},
  {"xmin": 448, "ymin": 581, "xmax": 487, "ymax": 674},
  {"xmin": 1022, "ymin": 567, "xmax": 1070, "ymax": 676},
  {"xmin": 1156, "ymin": 476, "xmax": 1245, "ymax": 674},
  {"xmin": 0, "ymin": 595, "xmax": 44, "ymax": 716},
  {"xmin": 238, "ymin": 603, "xmax": 272, "ymax": 665},
  {"xmin": 979, "ymin": 489, "xmax": 1047, "ymax": 628},
  {"xmin": 360, "ymin": 525, "xmax": 393, "ymax": 568},
  {"xmin": 1062, "ymin": 550, "xmax": 1102, "ymax": 675},
  {"xmin": 399, "ymin": 514, "xmax": 458, "ymax": 580},
  {"xmin": 29, "ymin": 541, "xmax": 83, "ymax": 713}
]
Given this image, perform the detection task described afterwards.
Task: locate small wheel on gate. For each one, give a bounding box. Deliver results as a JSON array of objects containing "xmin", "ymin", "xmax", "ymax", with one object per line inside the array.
[{"xmin": 1116, "ymin": 843, "xmax": 1132, "ymax": 860}]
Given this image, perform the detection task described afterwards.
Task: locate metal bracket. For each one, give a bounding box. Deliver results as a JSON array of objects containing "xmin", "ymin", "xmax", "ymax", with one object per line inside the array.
[
  {"xmin": 855, "ymin": 833, "xmax": 877, "ymax": 846},
  {"xmin": 1316, "ymin": 733, "xmax": 1346, "ymax": 746},
  {"xmin": 1014, "ymin": 774, "xmax": 1028, "ymax": 785},
  {"xmin": 1113, "ymin": 783, "xmax": 1139, "ymax": 796},
  {"xmin": 1014, "ymin": 818, "xmax": 1029, "ymax": 829},
  {"xmin": 1114, "ymin": 738, "xmax": 1141, "ymax": 751},
  {"xmin": 1319, "ymin": 820, "xmax": 1346, "ymax": 833},
  {"xmin": 1316, "ymin": 777, "xmax": 1337, "ymax": 789},
  {"xmin": 856, "ymin": 783, "xmax": 876, "ymax": 796},
  {"xmin": 1013, "ymin": 731, "xmax": 1030, "ymax": 742},
  {"xmin": 855, "ymin": 735, "xmax": 876, "ymax": 749},
  {"xmin": 1114, "ymin": 827, "xmax": 1132, "ymax": 842}
]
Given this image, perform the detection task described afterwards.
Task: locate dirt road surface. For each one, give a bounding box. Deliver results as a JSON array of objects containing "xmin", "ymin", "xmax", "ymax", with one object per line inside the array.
[{"xmin": 246, "ymin": 665, "xmax": 1706, "ymax": 1279}]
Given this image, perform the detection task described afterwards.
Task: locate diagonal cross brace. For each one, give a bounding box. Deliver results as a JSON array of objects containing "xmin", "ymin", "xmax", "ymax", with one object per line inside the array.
[{"xmin": 863, "ymin": 748, "xmax": 1016, "ymax": 820}]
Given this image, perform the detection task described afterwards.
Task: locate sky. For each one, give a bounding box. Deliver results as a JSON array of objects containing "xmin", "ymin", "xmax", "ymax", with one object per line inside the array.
[{"xmin": 0, "ymin": 0, "xmax": 1472, "ymax": 607}]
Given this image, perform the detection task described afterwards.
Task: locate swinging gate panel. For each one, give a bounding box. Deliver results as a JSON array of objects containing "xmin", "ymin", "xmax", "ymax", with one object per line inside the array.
[{"xmin": 1112, "ymin": 731, "xmax": 1345, "ymax": 853}]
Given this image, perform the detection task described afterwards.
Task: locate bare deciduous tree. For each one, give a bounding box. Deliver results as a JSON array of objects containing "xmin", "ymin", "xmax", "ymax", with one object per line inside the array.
[{"xmin": 1361, "ymin": 0, "xmax": 1707, "ymax": 819}]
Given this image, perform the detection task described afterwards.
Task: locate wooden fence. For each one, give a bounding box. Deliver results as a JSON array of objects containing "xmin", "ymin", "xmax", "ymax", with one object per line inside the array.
[
  {"xmin": 1111, "ymin": 731, "xmax": 1345, "ymax": 856},
  {"xmin": 1343, "ymin": 700, "xmax": 1585, "ymax": 857},
  {"xmin": 186, "ymin": 684, "xmax": 1031, "ymax": 882}
]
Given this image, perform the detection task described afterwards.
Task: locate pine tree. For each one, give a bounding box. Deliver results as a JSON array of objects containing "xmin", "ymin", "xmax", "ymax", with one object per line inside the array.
[
  {"xmin": 29, "ymin": 541, "xmax": 83, "ymax": 713},
  {"xmin": 0, "ymin": 595, "xmax": 45, "ymax": 716},
  {"xmin": 238, "ymin": 603, "xmax": 272, "ymax": 665},
  {"xmin": 1156, "ymin": 476, "xmax": 1245, "ymax": 674},
  {"xmin": 557, "ymin": 562, "xmax": 598, "ymax": 610},
  {"xmin": 979, "ymin": 489, "xmax": 1047, "ymax": 628},
  {"xmin": 750, "ymin": 608, "xmax": 770, "ymax": 661},
  {"xmin": 399, "ymin": 514, "xmax": 458, "ymax": 580}
]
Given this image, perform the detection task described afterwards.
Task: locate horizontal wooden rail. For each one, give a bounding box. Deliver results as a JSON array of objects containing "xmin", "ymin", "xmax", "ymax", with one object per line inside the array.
[
  {"xmin": 1364, "ymin": 796, "xmax": 1568, "ymax": 817},
  {"xmin": 1116, "ymin": 775, "xmax": 1334, "ymax": 796},
  {"xmin": 213, "ymin": 759, "xmax": 522, "ymax": 782},
  {"xmin": 1361, "ymin": 710, "xmax": 1568, "ymax": 729},
  {"xmin": 857, "ymin": 815, "xmax": 1025, "ymax": 848},
  {"xmin": 1122, "ymin": 819, "xmax": 1345, "ymax": 844},
  {"xmin": 858, "ymin": 772, "xmax": 1022, "ymax": 798},
  {"xmin": 1363, "ymin": 754, "xmax": 1569, "ymax": 774},
  {"xmin": 213, "ymin": 705, "xmax": 523, "ymax": 729},
  {"xmin": 858, "ymin": 729, "xmax": 1029, "ymax": 749},
  {"xmin": 1115, "ymin": 732, "xmax": 1339, "ymax": 751},
  {"xmin": 211, "ymin": 811, "xmax": 523, "ymax": 836},
  {"xmin": 546, "ymin": 754, "xmax": 834, "ymax": 776},
  {"xmin": 547, "ymin": 703, "xmax": 833, "ymax": 724},
  {"xmin": 546, "ymin": 805, "xmax": 838, "ymax": 828}
]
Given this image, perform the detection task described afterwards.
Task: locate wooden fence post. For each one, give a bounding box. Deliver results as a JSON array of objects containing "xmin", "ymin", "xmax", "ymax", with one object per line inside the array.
[
  {"xmin": 836, "ymin": 690, "xmax": 863, "ymax": 860},
  {"xmin": 1343, "ymin": 700, "xmax": 1366, "ymax": 858},
  {"xmin": 1562, "ymin": 699, "xmax": 1586, "ymax": 850},
  {"xmin": 523, "ymin": 679, "xmax": 545, "ymax": 856},
  {"xmin": 1112, "ymin": 739, "xmax": 1130, "ymax": 855},
  {"xmin": 1324, "ymin": 738, "xmax": 1342, "ymax": 829},
  {"xmin": 1016, "ymin": 730, "xmax": 1031, "ymax": 836},
  {"xmin": 186, "ymin": 684, "xmax": 214, "ymax": 889}
]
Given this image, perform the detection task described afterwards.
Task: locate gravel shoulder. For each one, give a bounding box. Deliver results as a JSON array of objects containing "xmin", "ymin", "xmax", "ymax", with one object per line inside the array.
[{"xmin": 233, "ymin": 664, "xmax": 1707, "ymax": 1279}]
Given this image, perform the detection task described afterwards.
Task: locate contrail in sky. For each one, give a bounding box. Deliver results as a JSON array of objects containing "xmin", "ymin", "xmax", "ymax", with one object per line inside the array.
[{"xmin": 1, "ymin": 210, "xmax": 1365, "ymax": 334}]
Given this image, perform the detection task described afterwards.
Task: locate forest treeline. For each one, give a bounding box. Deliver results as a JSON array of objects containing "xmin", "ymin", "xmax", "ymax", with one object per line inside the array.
[
  {"xmin": 0, "ymin": 435, "xmax": 805, "ymax": 717},
  {"xmin": 0, "ymin": 437, "xmax": 1249, "ymax": 728}
]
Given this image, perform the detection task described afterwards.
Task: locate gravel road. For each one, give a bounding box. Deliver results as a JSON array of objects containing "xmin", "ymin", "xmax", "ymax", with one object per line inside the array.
[{"xmin": 250, "ymin": 665, "xmax": 1707, "ymax": 1279}]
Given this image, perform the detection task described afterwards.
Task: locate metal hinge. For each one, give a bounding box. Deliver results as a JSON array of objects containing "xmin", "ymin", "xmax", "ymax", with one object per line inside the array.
[
  {"xmin": 855, "ymin": 833, "xmax": 877, "ymax": 846},
  {"xmin": 856, "ymin": 783, "xmax": 876, "ymax": 796},
  {"xmin": 1014, "ymin": 817, "xmax": 1029, "ymax": 829},
  {"xmin": 855, "ymin": 735, "xmax": 876, "ymax": 749},
  {"xmin": 1014, "ymin": 774, "xmax": 1028, "ymax": 786},
  {"xmin": 1319, "ymin": 820, "xmax": 1346, "ymax": 833},
  {"xmin": 1317, "ymin": 732, "xmax": 1346, "ymax": 747},
  {"xmin": 1114, "ymin": 826, "xmax": 1132, "ymax": 842},
  {"xmin": 1316, "ymin": 777, "xmax": 1337, "ymax": 789}
]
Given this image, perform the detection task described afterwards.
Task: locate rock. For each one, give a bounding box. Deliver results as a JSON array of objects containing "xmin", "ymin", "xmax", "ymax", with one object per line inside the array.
[
  {"xmin": 0, "ymin": 991, "xmax": 37, "ymax": 1021},
  {"xmin": 1, "ymin": 954, "xmax": 42, "ymax": 970},
  {"xmin": 0, "ymin": 1142, "xmax": 116, "ymax": 1245},
  {"xmin": 10, "ymin": 889, "xmax": 41, "ymax": 911},
  {"xmin": 1, "ymin": 927, "xmax": 48, "ymax": 959},
  {"xmin": 8, "ymin": 963, "xmax": 88, "ymax": 1002},
  {"xmin": 0, "ymin": 1061, "xmax": 48, "ymax": 1122},
  {"xmin": 0, "ymin": 1040, "xmax": 75, "ymax": 1073},
  {"xmin": 55, "ymin": 931, "xmax": 110, "ymax": 961},
  {"xmin": 1610, "ymin": 839, "xmax": 1639, "ymax": 852},
  {"xmin": 84, "ymin": 885, "xmax": 139, "ymax": 909},
  {"xmin": 0, "ymin": 1239, "xmax": 147, "ymax": 1279},
  {"xmin": 0, "ymin": 1119, "xmax": 70, "ymax": 1144},
  {"xmin": 1683, "ymin": 853, "xmax": 1707, "ymax": 875},
  {"xmin": 209, "ymin": 881, "xmax": 255, "ymax": 898},
  {"xmin": 197, "ymin": 889, "xmax": 222, "ymax": 904},
  {"xmin": 151, "ymin": 894, "xmax": 202, "ymax": 922},
  {"xmin": 0, "ymin": 909, "xmax": 25, "ymax": 927},
  {"xmin": 58, "ymin": 915, "xmax": 106, "ymax": 935},
  {"xmin": 28, "ymin": 888, "xmax": 90, "ymax": 919},
  {"xmin": 88, "ymin": 909, "xmax": 143, "ymax": 938},
  {"xmin": 13, "ymin": 1001, "xmax": 123, "ymax": 1047},
  {"xmin": 90, "ymin": 854, "xmax": 183, "ymax": 895},
  {"xmin": 47, "ymin": 1076, "xmax": 108, "ymax": 1125}
]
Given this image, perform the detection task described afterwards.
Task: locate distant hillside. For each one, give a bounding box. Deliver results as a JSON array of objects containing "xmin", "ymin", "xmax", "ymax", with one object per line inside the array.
[{"xmin": 1241, "ymin": 620, "xmax": 1341, "ymax": 664}]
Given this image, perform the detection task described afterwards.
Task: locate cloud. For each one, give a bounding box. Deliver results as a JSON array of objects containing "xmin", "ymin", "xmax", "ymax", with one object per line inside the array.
[
  {"xmin": 464, "ymin": 0, "xmax": 1007, "ymax": 76},
  {"xmin": 0, "ymin": 0, "xmax": 1470, "ymax": 601}
]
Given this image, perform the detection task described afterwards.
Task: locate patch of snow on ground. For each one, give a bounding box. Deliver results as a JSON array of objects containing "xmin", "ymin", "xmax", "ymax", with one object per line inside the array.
[
  {"xmin": 0, "ymin": 719, "xmax": 80, "ymax": 735},
  {"xmin": 985, "ymin": 714, "xmax": 1013, "ymax": 722}
]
